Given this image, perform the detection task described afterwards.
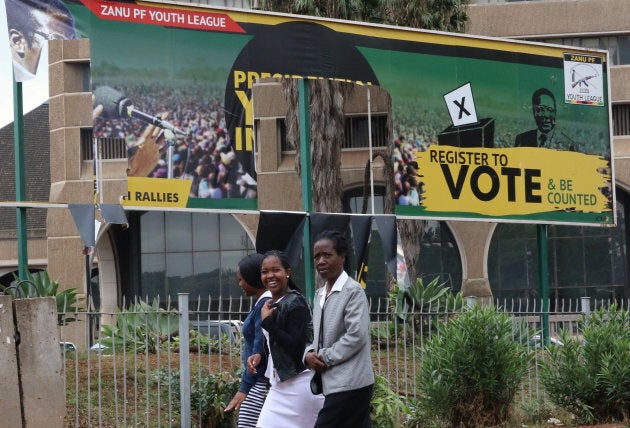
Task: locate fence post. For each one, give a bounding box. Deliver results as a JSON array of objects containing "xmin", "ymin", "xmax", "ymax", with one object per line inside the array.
[
  {"xmin": 178, "ymin": 293, "xmax": 191, "ymax": 428},
  {"xmin": 580, "ymin": 296, "xmax": 591, "ymax": 315}
]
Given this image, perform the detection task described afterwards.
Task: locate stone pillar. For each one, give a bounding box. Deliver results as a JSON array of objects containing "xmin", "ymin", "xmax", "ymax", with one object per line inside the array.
[
  {"xmin": 0, "ymin": 295, "xmax": 22, "ymax": 427},
  {"xmin": 461, "ymin": 278, "xmax": 493, "ymax": 305},
  {"xmin": 0, "ymin": 297, "xmax": 66, "ymax": 427},
  {"xmin": 447, "ymin": 221, "xmax": 495, "ymax": 303}
]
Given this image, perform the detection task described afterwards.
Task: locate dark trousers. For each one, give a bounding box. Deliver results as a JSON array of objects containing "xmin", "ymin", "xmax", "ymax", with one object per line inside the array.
[{"xmin": 314, "ymin": 383, "xmax": 373, "ymax": 428}]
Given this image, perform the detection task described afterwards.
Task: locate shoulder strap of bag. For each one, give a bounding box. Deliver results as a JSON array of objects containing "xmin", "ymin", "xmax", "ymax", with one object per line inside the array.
[{"xmin": 316, "ymin": 298, "xmax": 325, "ymax": 351}]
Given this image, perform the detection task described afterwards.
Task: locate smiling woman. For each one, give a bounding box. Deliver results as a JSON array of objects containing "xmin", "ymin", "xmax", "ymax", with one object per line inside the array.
[{"xmin": 252, "ymin": 250, "xmax": 324, "ymax": 428}]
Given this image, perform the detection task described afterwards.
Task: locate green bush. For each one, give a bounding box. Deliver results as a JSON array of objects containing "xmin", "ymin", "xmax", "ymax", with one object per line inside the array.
[
  {"xmin": 2, "ymin": 270, "xmax": 81, "ymax": 325},
  {"xmin": 540, "ymin": 305, "xmax": 630, "ymax": 425},
  {"xmin": 415, "ymin": 305, "xmax": 532, "ymax": 427},
  {"xmin": 391, "ymin": 277, "xmax": 464, "ymax": 337},
  {"xmin": 152, "ymin": 368, "xmax": 239, "ymax": 428},
  {"xmin": 516, "ymin": 398, "xmax": 556, "ymax": 426},
  {"xmin": 394, "ymin": 277, "xmax": 463, "ymax": 315},
  {"xmin": 370, "ymin": 373, "xmax": 410, "ymax": 427},
  {"xmin": 97, "ymin": 299, "xmax": 179, "ymax": 353}
]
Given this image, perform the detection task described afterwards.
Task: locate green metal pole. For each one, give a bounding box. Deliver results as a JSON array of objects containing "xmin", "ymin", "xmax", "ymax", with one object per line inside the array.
[
  {"xmin": 13, "ymin": 80, "xmax": 28, "ymax": 280},
  {"xmin": 298, "ymin": 78, "xmax": 314, "ymax": 301},
  {"xmin": 537, "ymin": 224, "xmax": 550, "ymax": 346}
]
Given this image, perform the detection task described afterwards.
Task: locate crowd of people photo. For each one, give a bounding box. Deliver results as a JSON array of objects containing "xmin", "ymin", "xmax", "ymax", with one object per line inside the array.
[{"xmin": 93, "ymin": 82, "xmax": 257, "ymax": 200}]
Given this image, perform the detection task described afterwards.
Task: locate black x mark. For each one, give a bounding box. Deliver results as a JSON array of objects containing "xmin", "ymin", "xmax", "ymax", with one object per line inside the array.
[{"xmin": 453, "ymin": 97, "xmax": 470, "ymax": 119}]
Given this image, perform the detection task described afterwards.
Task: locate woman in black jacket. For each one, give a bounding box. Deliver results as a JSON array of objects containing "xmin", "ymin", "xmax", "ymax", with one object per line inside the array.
[{"xmin": 248, "ymin": 250, "xmax": 324, "ymax": 427}]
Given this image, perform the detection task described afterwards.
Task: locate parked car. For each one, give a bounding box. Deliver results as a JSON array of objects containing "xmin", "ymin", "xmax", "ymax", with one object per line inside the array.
[
  {"xmin": 191, "ymin": 320, "xmax": 242, "ymax": 342},
  {"xmin": 531, "ymin": 334, "xmax": 564, "ymax": 348},
  {"xmin": 60, "ymin": 341, "xmax": 77, "ymax": 353}
]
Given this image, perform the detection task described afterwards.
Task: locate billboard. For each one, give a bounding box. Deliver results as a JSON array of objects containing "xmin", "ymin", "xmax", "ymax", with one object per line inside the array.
[{"xmin": 4, "ymin": 0, "xmax": 614, "ymax": 225}]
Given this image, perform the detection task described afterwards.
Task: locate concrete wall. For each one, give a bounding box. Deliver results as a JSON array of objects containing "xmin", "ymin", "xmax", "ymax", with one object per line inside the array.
[
  {"xmin": 467, "ymin": 0, "xmax": 630, "ymax": 37},
  {"xmin": 0, "ymin": 295, "xmax": 22, "ymax": 427},
  {"xmin": 253, "ymin": 80, "xmax": 388, "ymax": 212},
  {"xmin": 0, "ymin": 296, "xmax": 65, "ymax": 427}
]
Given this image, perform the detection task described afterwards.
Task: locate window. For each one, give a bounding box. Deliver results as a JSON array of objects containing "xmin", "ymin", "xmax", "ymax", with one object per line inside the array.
[
  {"xmin": 81, "ymin": 129, "xmax": 127, "ymax": 160},
  {"xmin": 276, "ymin": 114, "xmax": 387, "ymax": 152},
  {"xmin": 613, "ymin": 104, "xmax": 630, "ymax": 136},
  {"xmin": 536, "ymin": 35, "xmax": 630, "ymax": 66},
  {"xmin": 416, "ymin": 221, "xmax": 462, "ymax": 292},
  {"xmin": 138, "ymin": 211, "xmax": 255, "ymax": 307},
  {"xmin": 277, "ymin": 119, "xmax": 290, "ymax": 152},
  {"xmin": 344, "ymin": 114, "xmax": 388, "ymax": 149},
  {"xmin": 488, "ymin": 197, "xmax": 628, "ymax": 302}
]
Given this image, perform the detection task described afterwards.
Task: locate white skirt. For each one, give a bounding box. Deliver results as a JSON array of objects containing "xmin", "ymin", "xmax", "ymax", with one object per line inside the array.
[{"xmin": 257, "ymin": 370, "xmax": 324, "ymax": 428}]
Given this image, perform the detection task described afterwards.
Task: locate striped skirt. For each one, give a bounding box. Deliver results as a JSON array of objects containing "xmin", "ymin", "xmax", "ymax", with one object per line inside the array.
[{"xmin": 238, "ymin": 378, "xmax": 269, "ymax": 428}]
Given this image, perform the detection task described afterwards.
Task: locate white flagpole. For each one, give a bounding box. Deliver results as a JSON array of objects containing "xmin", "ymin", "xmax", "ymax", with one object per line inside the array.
[{"xmin": 367, "ymin": 87, "xmax": 375, "ymax": 215}]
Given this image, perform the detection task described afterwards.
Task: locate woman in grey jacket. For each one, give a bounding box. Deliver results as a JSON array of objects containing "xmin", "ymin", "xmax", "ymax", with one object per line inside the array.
[{"xmin": 304, "ymin": 230, "xmax": 375, "ymax": 427}]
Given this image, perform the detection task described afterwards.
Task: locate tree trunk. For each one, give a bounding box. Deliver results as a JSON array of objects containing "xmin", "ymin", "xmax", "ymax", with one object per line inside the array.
[
  {"xmin": 397, "ymin": 218, "xmax": 424, "ymax": 285},
  {"xmin": 283, "ymin": 78, "xmax": 348, "ymax": 213}
]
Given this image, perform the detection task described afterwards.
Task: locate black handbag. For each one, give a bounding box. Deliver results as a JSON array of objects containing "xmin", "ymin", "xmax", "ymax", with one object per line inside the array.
[
  {"xmin": 310, "ymin": 372, "xmax": 323, "ymax": 395},
  {"xmin": 310, "ymin": 302, "xmax": 325, "ymax": 395}
]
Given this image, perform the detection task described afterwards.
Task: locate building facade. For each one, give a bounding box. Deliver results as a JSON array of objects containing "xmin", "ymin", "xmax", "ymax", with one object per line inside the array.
[{"xmin": 465, "ymin": 0, "xmax": 630, "ymax": 301}]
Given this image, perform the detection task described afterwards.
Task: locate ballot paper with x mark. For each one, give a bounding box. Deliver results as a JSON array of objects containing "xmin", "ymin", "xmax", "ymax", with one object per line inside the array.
[{"xmin": 443, "ymin": 82, "xmax": 478, "ymax": 127}]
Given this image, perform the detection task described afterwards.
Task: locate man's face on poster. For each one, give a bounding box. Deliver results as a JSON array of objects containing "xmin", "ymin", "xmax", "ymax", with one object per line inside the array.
[
  {"xmin": 533, "ymin": 94, "xmax": 556, "ymax": 134},
  {"xmin": 9, "ymin": 9, "xmax": 72, "ymax": 76}
]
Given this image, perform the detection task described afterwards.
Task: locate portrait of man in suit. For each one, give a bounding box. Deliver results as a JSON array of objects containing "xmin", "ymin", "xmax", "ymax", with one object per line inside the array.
[{"xmin": 515, "ymin": 87, "xmax": 574, "ymax": 150}]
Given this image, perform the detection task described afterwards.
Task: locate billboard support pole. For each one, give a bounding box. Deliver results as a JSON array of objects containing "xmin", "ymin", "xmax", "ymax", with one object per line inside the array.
[
  {"xmin": 537, "ymin": 224, "xmax": 550, "ymax": 346},
  {"xmin": 13, "ymin": 80, "xmax": 28, "ymax": 280},
  {"xmin": 298, "ymin": 78, "xmax": 314, "ymax": 301}
]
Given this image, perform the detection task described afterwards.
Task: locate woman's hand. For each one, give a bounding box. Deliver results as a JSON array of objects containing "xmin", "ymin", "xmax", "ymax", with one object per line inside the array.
[
  {"xmin": 224, "ymin": 391, "xmax": 246, "ymax": 413},
  {"xmin": 247, "ymin": 353, "xmax": 262, "ymax": 374},
  {"xmin": 260, "ymin": 299, "xmax": 277, "ymax": 320},
  {"xmin": 305, "ymin": 350, "xmax": 328, "ymax": 373}
]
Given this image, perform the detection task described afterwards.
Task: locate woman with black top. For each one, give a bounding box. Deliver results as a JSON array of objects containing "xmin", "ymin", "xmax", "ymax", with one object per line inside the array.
[{"xmin": 248, "ymin": 250, "xmax": 324, "ymax": 427}]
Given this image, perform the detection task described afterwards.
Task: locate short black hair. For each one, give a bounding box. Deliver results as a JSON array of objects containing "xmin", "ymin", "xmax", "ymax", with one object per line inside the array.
[
  {"xmin": 237, "ymin": 253, "xmax": 265, "ymax": 289},
  {"xmin": 313, "ymin": 230, "xmax": 350, "ymax": 257},
  {"xmin": 532, "ymin": 87, "xmax": 556, "ymax": 108}
]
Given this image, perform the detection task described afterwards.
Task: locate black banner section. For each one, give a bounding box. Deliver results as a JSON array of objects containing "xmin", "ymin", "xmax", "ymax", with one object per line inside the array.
[
  {"xmin": 375, "ymin": 215, "xmax": 397, "ymax": 278},
  {"xmin": 309, "ymin": 213, "xmax": 352, "ymax": 273},
  {"xmin": 351, "ymin": 216, "xmax": 373, "ymax": 287},
  {"xmin": 224, "ymin": 21, "xmax": 380, "ymax": 184},
  {"xmin": 256, "ymin": 211, "xmax": 306, "ymax": 267}
]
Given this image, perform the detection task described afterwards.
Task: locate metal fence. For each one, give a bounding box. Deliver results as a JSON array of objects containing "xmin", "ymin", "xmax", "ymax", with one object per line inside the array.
[{"xmin": 58, "ymin": 295, "xmax": 612, "ymax": 427}]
